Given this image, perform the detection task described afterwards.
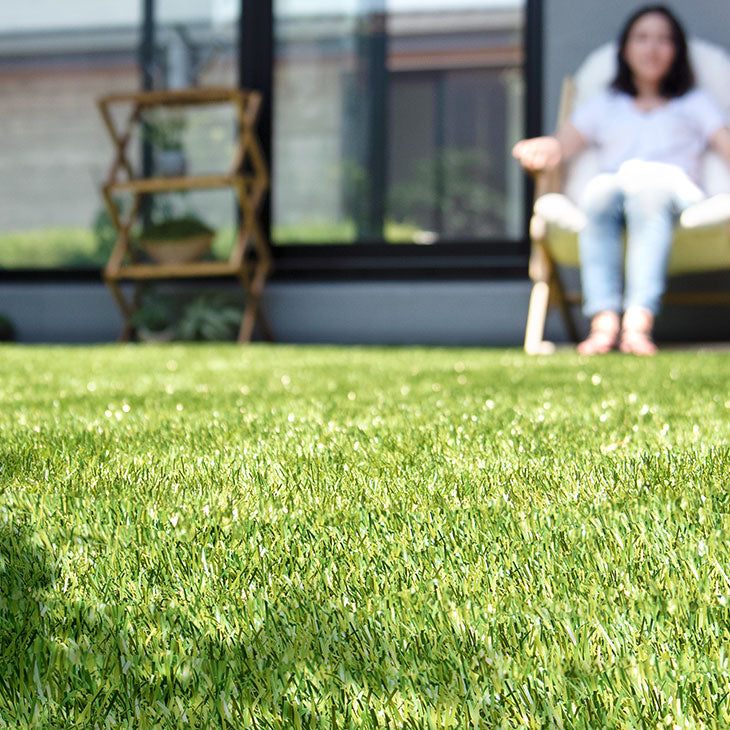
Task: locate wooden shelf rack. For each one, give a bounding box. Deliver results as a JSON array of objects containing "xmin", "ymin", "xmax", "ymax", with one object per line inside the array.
[{"xmin": 97, "ymin": 87, "xmax": 272, "ymax": 342}]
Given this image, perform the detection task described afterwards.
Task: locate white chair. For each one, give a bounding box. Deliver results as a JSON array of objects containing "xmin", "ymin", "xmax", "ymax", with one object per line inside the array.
[{"xmin": 524, "ymin": 38, "xmax": 730, "ymax": 354}]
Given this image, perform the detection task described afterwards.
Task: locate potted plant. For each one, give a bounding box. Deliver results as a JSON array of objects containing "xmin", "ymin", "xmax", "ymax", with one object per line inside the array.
[
  {"xmin": 130, "ymin": 299, "xmax": 176, "ymax": 342},
  {"xmin": 0, "ymin": 314, "xmax": 16, "ymax": 342},
  {"xmin": 142, "ymin": 109, "xmax": 187, "ymax": 177},
  {"xmin": 176, "ymin": 294, "xmax": 242, "ymax": 341},
  {"xmin": 137, "ymin": 211, "xmax": 215, "ymax": 265}
]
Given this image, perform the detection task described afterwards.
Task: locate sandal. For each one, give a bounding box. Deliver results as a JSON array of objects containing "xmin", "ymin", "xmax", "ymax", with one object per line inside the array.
[
  {"xmin": 619, "ymin": 308, "xmax": 657, "ymax": 356},
  {"xmin": 577, "ymin": 312, "xmax": 620, "ymax": 355}
]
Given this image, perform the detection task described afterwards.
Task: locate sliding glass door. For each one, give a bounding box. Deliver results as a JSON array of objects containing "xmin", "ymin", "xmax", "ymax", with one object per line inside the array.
[{"xmin": 272, "ymin": 0, "xmax": 525, "ymax": 246}]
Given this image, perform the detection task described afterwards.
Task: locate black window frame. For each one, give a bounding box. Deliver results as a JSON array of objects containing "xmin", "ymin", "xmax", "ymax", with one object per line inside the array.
[{"xmin": 2, "ymin": 0, "xmax": 541, "ymax": 283}]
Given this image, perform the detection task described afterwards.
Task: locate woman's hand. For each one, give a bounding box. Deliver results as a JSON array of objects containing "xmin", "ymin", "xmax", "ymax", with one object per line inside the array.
[{"xmin": 512, "ymin": 136, "xmax": 563, "ymax": 173}]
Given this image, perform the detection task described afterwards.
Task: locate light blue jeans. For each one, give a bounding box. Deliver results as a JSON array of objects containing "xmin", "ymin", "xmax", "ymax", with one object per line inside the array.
[{"xmin": 578, "ymin": 172, "xmax": 699, "ymax": 318}]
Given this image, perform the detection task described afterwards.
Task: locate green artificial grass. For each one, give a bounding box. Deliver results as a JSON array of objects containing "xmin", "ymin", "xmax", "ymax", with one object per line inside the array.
[{"xmin": 1, "ymin": 344, "xmax": 730, "ymax": 728}]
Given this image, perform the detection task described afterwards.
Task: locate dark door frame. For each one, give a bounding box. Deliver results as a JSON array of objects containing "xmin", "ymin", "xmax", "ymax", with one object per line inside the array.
[{"xmin": 238, "ymin": 0, "xmax": 539, "ymax": 280}]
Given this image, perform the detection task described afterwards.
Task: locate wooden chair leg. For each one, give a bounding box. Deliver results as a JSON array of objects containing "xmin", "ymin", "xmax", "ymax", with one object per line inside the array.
[
  {"xmin": 550, "ymin": 270, "xmax": 581, "ymax": 344},
  {"xmin": 524, "ymin": 280, "xmax": 555, "ymax": 354}
]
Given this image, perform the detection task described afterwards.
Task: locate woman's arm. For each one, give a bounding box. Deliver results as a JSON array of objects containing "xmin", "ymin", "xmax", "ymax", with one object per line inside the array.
[
  {"xmin": 512, "ymin": 123, "xmax": 587, "ymax": 174},
  {"xmin": 710, "ymin": 126, "xmax": 730, "ymax": 167}
]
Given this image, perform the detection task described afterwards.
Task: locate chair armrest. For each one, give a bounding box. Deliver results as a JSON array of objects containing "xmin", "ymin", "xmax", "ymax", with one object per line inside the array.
[{"xmin": 533, "ymin": 167, "xmax": 564, "ymax": 199}]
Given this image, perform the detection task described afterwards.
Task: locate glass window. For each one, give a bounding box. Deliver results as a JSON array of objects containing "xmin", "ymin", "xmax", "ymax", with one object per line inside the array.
[
  {"xmin": 272, "ymin": 0, "xmax": 525, "ymax": 245},
  {"xmin": 0, "ymin": 1, "xmax": 240, "ymax": 270},
  {"xmin": 150, "ymin": 1, "xmax": 241, "ymax": 261},
  {"xmin": 0, "ymin": 6, "xmax": 142, "ymax": 269},
  {"xmin": 155, "ymin": 0, "xmax": 238, "ymax": 89}
]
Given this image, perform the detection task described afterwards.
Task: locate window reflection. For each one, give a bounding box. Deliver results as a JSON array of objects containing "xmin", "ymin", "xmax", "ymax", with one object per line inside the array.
[
  {"xmin": 0, "ymin": 1, "xmax": 239, "ymax": 270},
  {"xmin": 0, "ymin": 8, "xmax": 142, "ymax": 268},
  {"xmin": 273, "ymin": 0, "xmax": 525, "ymax": 244},
  {"xmin": 0, "ymin": 1, "xmax": 526, "ymax": 268},
  {"xmin": 143, "ymin": 1, "xmax": 240, "ymax": 260}
]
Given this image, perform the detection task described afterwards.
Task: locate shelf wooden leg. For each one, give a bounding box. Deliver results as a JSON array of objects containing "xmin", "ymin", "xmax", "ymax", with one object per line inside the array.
[
  {"xmin": 98, "ymin": 88, "xmax": 274, "ymax": 347},
  {"xmin": 104, "ymin": 277, "xmax": 135, "ymax": 342},
  {"xmin": 237, "ymin": 301, "xmax": 257, "ymax": 344},
  {"xmin": 233, "ymin": 259, "xmax": 274, "ymax": 343},
  {"xmin": 257, "ymin": 309, "xmax": 275, "ymax": 342}
]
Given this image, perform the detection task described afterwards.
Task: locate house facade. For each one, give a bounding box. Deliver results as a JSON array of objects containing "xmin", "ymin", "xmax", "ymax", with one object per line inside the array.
[{"xmin": 2, "ymin": 0, "xmax": 729, "ymax": 344}]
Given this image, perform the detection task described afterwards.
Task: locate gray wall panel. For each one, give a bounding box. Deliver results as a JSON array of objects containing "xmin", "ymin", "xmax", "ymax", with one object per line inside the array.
[
  {"xmin": 3, "ymin": 279, "xmax": 730, "ymax": 346},
  {"xmin": 543, "ymin": 1, "xmax": 730, "ymax": 132}
]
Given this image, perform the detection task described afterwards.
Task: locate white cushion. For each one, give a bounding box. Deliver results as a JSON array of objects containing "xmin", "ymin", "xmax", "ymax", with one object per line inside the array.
[
  {"xmin": 538, "ymin": 190, "xmax": 730, "ymax": 231},
  {"xmin": 535, "ymin": 191, "xmax": 730, "ymax": 273},
  {"xmin": 691, "ymin": 38, "xmax": 730, "ymax": 112},
  {"xmin": 534, "ymin": 193, "xmax": 586, "ymax": 231},
  {"xmin": 680, "ymin": 193, "xmax": 730, "ymax": 228}
]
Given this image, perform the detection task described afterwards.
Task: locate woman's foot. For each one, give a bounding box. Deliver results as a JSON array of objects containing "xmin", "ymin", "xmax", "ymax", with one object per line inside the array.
[
  {"xmin": 577, "ymin": 311, "xmax": 620, "ymax": 355},
  {"xmin": 619, "ymin": 307, "xmax": 657, "ymax": 356}
]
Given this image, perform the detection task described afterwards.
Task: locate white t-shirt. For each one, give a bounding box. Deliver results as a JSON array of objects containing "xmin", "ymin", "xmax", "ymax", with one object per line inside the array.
[{"xmin": 570, "ymin": 87, "xmax": 726, "ymax": 183}]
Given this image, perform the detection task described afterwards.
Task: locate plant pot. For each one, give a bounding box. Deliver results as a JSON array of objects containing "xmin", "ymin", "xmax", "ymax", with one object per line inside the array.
[{"xmin": 140, "ymin": 233, "xmax": 213, "ymax": 265}]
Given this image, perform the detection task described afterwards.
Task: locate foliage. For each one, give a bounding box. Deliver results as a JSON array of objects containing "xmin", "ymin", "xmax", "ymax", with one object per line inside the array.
[
  {"xmin": 141, "ymin": 109, "xmax": 187, "ymax": 151},
  {"xmin": 0, "ymin": 314, "xmax": 15, "ymax": 341},
  {"xmin": 1, "ymin": 344, "xmax": 730, "ymax": 727},
  {"xmin": 389, "ymin": 147, "xmax": 507, "ymax": 239},
  {"xmin": 0, "ymin": 228, "xmax": 100, "ymax": 269},
  {"xmin": 138, "ymin": 215, "xmax": 214, "ymax": 243},
  {"xmin": 341, "ymin": 158, "xmax": 371, "ymax": 236},
  {"xmin": 0, "ymin": 221, "xmax": 421, "ymax": 270},
  {"xmin": 176, "ymin": 294, "xmax": 242, "ymax": 341},
  {"xmin": 129, "ymin": 298, "xmax": 174, "ymax": 333},
  {"xmin": 91, "ymin": 197, "xmax": 130, "ymax": 263}
]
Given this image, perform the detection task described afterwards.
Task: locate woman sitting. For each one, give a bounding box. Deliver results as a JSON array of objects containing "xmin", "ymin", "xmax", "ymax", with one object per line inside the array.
[{"xmin": 513, "ymin": 4, "xmax": 730, "ymax": 354}]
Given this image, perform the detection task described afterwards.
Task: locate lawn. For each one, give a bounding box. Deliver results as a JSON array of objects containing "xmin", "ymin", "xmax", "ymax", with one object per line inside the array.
[
  {"xmin": 1, "ymin": 344, "xmax": 729, "ymax": 728},
  {"xmin": 0, "ymin": 221, "xmax": 420, "ymax": 269}
]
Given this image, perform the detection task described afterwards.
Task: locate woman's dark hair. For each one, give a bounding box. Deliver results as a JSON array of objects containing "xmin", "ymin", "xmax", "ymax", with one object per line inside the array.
[{"xmin": 610, "ymin": 4, "xmax": 694, "ymax": 98}]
